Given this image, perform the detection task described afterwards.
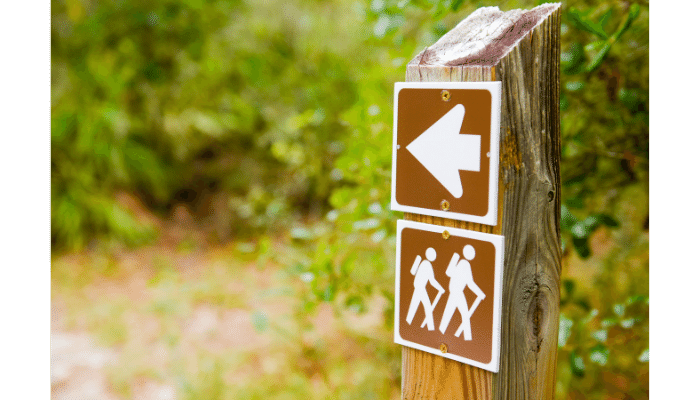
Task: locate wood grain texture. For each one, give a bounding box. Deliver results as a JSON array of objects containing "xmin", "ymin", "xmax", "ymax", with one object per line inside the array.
[{"xmin": 401, "ymin": 4, "xmax": 561, "ymax": 400}]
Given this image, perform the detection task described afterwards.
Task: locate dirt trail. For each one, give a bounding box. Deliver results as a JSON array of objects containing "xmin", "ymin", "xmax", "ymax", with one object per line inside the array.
[
  {"xmin": 51, "ymin": 241, "xmax": 389, "ymax": 399},
  {"xmin": 51, "ymin": 331, "xmax": 120, "ymax": 400}
]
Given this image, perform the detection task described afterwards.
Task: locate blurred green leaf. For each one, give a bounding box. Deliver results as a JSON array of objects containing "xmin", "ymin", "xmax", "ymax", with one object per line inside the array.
[
  {"xmin": 598, "ymin": 8, "xmax": 613, "ymax": 31},
  {"xmin": 323, "ymin": 285, "xmax": 336, "ymax": 302},
  {"xmin": 561, "ymin": 205, "xmax": 578, "ymax": 231},
  {"xmin": 585, "ymin": 41, "xmax": 612, "ymax": 72},
  {"xmin": 562, "ymin": 42, "xmax": 585, "ymax": 74},
  {"xmin": 638, "ymin": 348, "xmax": 649, "ymax": 363},
  {"xmin": 627, "ymin": 295, "xmax": 648, "ymax": 305},
  {"xmin": 572, "ymin": 236, "xmax": 591, "ymax": 258},
  {"xmin": 560, "ymin": 94, "xmax": 570, "ymax": 111},
  {"xmin": 563, "ymin": 279, "xmax": 576, "ymax": 298},
  {"xmin": 345, "ymin": 295, "xmax": 367, "ymax": 313},
  {"xmin": 251, "ymin": 311, "xmax": 268, "ymax": 333},
  {"xmin": 601, "ymin": 317, "xmax": 617, "ymax": 328},
  {"xmin": 565, "ymin": 81, "xmax": 585, "ymax": 91},
  {"xmin": 589, "ymin": 344, "xmax": 609, "ymax": 366},
  {"xmin": 353, "ymin": 218, "xmax": 380, "ymax": 231},
  {"xmin": 559, "ymin": 317, "xmax": 574, "ymax": 347},
  {"xmin": 567, "ymin": 9, "xmax": 609, "ymax": 39},
  {"xmin": 571, "ymin": 352, "xmax": 586, "ymax": 377},
  {"xmin": 591, "ymin": 329, "xmax": 607, "ymax": 342},
  {"xmin": 612, "ymin": 4, "xmax": 641, "ymax": 41},
  {"xmin": 450, "ymin": 0, "xmax": 467, "ymax": 12},
  {"xmin": 620, "ymin": 318, "xmax": 636, "ymax": 328},
  {"xmin": 291, "ymin": 227, "xmax": 314, "ymax": 241},
  {"xmin": 619, "ymin": 88, "xmax": 648, "ymax": 112},
  {"xmin": 613, "ymin": 303, "xmax": 625, "ymax": 317},
  {"xmin": 590, "ymin": 213, "xmax": 619, "ymax": 228}
]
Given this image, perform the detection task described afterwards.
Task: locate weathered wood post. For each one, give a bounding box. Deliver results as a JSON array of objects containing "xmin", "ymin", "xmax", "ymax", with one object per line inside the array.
[{"xmin": 400, "ymin": 4, "xmax": 562, "ymax": 399}]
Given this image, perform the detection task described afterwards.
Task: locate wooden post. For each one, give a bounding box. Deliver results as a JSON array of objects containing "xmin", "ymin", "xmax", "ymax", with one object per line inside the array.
[{"xmin": 401, "ymin": 4, "xmax": 562, "ymax": 399}]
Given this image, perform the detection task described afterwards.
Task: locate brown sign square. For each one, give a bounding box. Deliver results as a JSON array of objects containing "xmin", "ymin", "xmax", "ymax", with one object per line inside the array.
[
  {"xmin": 394, "ymin": 219, "xmax": 504, "ymax": 371},
  {"xmin": 391, "ymin": 82, "xmax": 501, "ymax": 225}
]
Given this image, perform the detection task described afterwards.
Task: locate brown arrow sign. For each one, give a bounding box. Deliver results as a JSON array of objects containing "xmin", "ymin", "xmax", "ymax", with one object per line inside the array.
[
  {"xmin": 391, "ymin": 82, "xmax": 501, "ymax": 225},
  {"xmin": 394, "ymin": 219, "xmax": 504, "ymax": 372}
]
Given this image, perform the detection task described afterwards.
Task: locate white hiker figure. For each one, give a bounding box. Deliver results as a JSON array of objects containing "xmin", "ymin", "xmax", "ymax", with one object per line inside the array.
[
  {"xmin": 406, "ymin": 247, "xmax": 445, "ymax": 331},
  {"xmin": 439, "ymin": 245, "xmax": 486, "ymax": 340}
]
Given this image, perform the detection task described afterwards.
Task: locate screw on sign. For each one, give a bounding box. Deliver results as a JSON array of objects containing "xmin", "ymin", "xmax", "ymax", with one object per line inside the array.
[{"xmin": 394, "ymin": 219, "xmax": 504, "ymax": 372}]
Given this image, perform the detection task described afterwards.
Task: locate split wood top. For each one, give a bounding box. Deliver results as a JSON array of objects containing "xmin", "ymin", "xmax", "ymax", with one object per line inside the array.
[{"xmin": 409, "ymin": 3, "xmax": 560, "ymax": 67}]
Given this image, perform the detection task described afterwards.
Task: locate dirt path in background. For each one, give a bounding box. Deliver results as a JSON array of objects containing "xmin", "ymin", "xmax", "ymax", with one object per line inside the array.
[
  {"xmin": 51, "ymin": 242, "xmax": 388, "ymax": 400},
  {"xmin": 51, "ymin": 246, "xmax": 276, "ymax": 399}
]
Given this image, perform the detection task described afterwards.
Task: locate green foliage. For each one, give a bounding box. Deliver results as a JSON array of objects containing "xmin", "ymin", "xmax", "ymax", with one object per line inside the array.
[
  {"xmin": 558, "ymin": 291, "xmax": 649, "ymax": 398},
  {"xmin": 52, "ymin": 0, "xmax": 366, "ymax": 248},
  {"xmin": 559, "ymin": 1, "xmax": 649, "ymax": 261},
  {"xmin": 561, "ymin": 205, "xmax": 619, "ymax": 258},
  {"xmin": 52, "ymin": 0, "xmax": 648, "ymax": 398}
]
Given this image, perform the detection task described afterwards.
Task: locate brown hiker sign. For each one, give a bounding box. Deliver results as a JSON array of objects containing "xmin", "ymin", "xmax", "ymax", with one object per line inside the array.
[
  {"xmin": 394, "ymin": 219, "xmax": 504, "ymax": 372},
  {"xmin": 390, "ymin": 82, "xmax": 501, "ymax": 225}
]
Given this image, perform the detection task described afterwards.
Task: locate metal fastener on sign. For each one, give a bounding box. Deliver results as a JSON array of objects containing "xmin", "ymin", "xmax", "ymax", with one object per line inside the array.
[
  {"xmin": 442, "ymin": 230, "xmax": 450, "ymax": 240},
  {"xmin": 441, "ymin": 90, "xmax": 451, "ymax": 102},
  {"xmin": 441, "ymin": 200, "xmax": 450, "ymax": 211},
  {"xmin": 440, "ymin": 343, "xmax": 448, "ymax": 353}
]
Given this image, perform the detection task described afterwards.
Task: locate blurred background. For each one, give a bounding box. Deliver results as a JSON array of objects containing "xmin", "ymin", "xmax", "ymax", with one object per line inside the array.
[{"xmin": 51, "ymin": 0, "xmax": 648, "ymax": 399}]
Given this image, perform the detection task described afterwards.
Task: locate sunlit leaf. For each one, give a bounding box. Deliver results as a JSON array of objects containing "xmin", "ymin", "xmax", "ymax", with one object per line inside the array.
[
  {"xmin": 370, "ymin": 0, "xmax": 385, "ymax": 14},
  {"xmin": 371, "ymin": 229, "xmax": 387, "ymax": 243},
  {"xmin": 638, "ymin": 349, "xmax": 649, "ymax": 362},
  {"xmin": 620, "ymin": 318, "xmax": 636, "ymax": 328},
  {"xmin": 291, "ymin": 227, "xmax": 314, "ymax": 241},
  {"xmin": 559, "ymin": 317, "xmax": 574, "ymax": 347},
  {"xmin": 589, "ymin": 344, "xmax": 609, "ymax": 365},
  {"xmin": 591, "ymin": 329, "xmax": 607, "ymax": 342},
  {"xmin": 565, "ymin": 81, "xmax": 585, "ymax": 91},
  {"xmin": 353, "ymin": 218, "xmax": 380, "ymax": 231},
  {"xmin": 613, "ymin": 303, "xmax": 625, "ymax": 317}
]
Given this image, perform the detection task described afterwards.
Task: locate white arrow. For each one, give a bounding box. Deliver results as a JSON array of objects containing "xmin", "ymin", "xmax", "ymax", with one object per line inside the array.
[{"xmin": 406, "ymin": 104, "xmax": 481, "ymax": 198}]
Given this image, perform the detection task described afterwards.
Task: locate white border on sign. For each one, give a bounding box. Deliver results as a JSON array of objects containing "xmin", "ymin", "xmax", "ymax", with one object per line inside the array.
[
  {"xmin": 391, "ymin": 81, "xmax": 502, "ymax": 226},
  {"xmin": 394, "ymin": 219, "xmax": 505, "ymax": 372}
]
